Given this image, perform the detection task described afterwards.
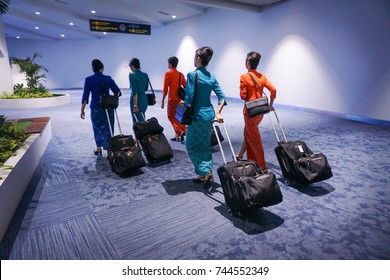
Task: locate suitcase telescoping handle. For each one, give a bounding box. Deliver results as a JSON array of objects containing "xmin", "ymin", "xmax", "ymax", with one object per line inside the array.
[
  {"xmin": 267, "ymin": 110, "xmax": 288, "ymax": 143},
  {"xmin": 105, "ymin": 108, "xmax": 123, "ymax": 137},
  {"xmin": 132, "ymin": 112, "xmax": 146, "ymax": 123},
  {"xmin": 212, "ymin": 120, "xmax": 237, "ymax": 165}
]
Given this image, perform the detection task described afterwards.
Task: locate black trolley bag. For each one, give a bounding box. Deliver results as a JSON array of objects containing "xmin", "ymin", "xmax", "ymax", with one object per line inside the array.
[
  {"xmin": 105, "ymin": 109, "xmax": 146, "ymax": 174},
  {"xmin": 213, "ymin": 121, "xmax": 283, "ymax": 215},
  {"xmin": 133, "ymin": 113, "xmax": 173, "ymax": 164},
  {"xmin": 268, "ymin": 110, "xmax": 333, "ymax": 185}
]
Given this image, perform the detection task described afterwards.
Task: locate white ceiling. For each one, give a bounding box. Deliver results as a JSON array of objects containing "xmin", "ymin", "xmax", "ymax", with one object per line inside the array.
[{"xmin": 2, "ymin": 0, "xmax": 283, "ymax": 41}]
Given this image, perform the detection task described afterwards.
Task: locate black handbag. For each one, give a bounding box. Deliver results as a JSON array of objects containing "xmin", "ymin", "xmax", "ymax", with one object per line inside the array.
[
  {"xmin": 178, "ymin": 73, "xmax": 186, "ymax": 101},
  {"xmin": 245, "ymin": 73, "xmax": 270, "ymax": 117},
  {"xmin": 146, "ymin": 77, "xmax": 156, "ymax": 106},
  {"xmin": 175, "ymin": 71, "xmax": 198, "ymax": 125},
  {"xmin": 210, "ymin": 125, "xmax": 224, "ymax": 146},
  {"xmin": 100, "ymin": 78, "xmax": 119, "ymax": 109}
]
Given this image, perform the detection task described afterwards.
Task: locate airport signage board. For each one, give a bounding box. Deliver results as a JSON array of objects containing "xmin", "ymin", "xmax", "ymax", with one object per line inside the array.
[{"xmin": 89, "ymin": 19, "xmax": 151, "ymax": 35}]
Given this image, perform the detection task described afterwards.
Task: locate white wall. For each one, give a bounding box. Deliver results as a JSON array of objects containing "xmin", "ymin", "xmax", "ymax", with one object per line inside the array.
[
  {"xmin": 5, "ymin": 0, "xmax": 390, "ymax": 122},
  {"xmin": 0, "ymin": 16, "xmax": 13, "ymax": 94}
]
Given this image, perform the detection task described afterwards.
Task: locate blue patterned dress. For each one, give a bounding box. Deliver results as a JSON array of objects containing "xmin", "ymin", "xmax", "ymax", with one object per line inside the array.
[
  {"xmin": 185, "ymin": 67, "xmax": 227, "ymax": 176},
  {"xmin": 82, "ymin": 72, "xmax": 121, "ymax": 149}
]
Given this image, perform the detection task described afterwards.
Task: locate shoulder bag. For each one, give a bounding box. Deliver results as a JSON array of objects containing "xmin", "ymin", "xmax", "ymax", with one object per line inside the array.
[
  {"xmin": 245, "ymin": 73, "xmax": 270, "ymax": 117},
  {"xmin": 146, "ymin": 75, "xmax": 156, "ymax": 106},
  {"xmin": 178, "ymin": 73, "xmax": 186, "ymax": 101},
  {"xmin": 175, "ymin": 71, "xmax": 197, "ymax": 125},
  {"xmin": 100, "ymin": 77, "xmax": 119, "ymax": 109}
]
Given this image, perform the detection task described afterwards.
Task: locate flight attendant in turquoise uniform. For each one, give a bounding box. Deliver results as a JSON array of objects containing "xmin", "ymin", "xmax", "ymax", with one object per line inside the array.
[
  {"xmin": 185, "ymin": 46, "xmax": 227, "ymax": 188},
  {"xmin": 129, "ymin": 58, "xmax": 149, "ymax": 123}
]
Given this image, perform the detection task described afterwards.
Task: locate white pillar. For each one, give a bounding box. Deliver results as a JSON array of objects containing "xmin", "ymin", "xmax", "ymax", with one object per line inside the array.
[{"xmin": 0, "ymin": 15, "xmax": 13, "ymax": 94}]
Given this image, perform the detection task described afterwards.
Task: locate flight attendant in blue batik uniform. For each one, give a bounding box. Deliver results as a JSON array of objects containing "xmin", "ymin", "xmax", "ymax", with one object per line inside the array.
[
  {"xmin": 81, "ymin": 59, "xmax": 121, "ymax": 156},
  {"xmin": 129, "ymin": 58, "xmax": 149, "ymax": 123},
  {"xmin": 185, "ymin": 46, "xmax": 227, "ymax": 188}
]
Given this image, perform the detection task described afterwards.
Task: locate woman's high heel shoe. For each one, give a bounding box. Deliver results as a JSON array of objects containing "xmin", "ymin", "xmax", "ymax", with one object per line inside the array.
[
  {"xmin": 180, "ymin": 132, "xmax": 185, "ymax": 143},
  {"xmin": 93, "ymin": 148, "xmax": 102, "ymax": 156},
  {"xmin": 170, "ymin": 135, "xmax": 181, "ymax": 142},
  {"xmin": 203, "ymin": 172, "xmax": 213, "ymax": 189}
]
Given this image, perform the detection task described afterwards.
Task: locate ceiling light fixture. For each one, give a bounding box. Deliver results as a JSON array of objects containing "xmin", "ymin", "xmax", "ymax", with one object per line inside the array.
[
  {"xmin": 91, "ymin": 10, "xmax": 96, "ymax": 14},
  {"xmin": 35, "ymin": 12, "xmax": 40, "ymax": 15},
  {"xmin": 35, "ymin": 26, "xmax": 40, "ymax": 30},
  {"xmin": 16, "ymin": 36, "xmax": 20, "ymax": 39},
  {"xmin": 61, "ymin": 34, "xmax": 65, "ymax": 37},
  {"xmin": 172, "ymin": 15, "xmax": 176, "ymax": 19},
  {"xmin": 69, "ymin": 22, "xmax": 74, "ymax": 26}
]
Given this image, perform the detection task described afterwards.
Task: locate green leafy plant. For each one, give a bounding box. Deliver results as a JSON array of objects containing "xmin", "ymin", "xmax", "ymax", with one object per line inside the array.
[
  {"xmin": 11, "ymin": 52, "xmax": 48, "ymax": 91},
  {"xmin": 0, "ymin": 115, "xmax": 29, "ymax": 167},
  {"xmin": 1, "ymin": 52, "xmax": 54, "ymax": 99}
]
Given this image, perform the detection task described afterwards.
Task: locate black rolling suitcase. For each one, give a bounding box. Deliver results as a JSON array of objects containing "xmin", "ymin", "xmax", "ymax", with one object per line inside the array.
[
  {"xmin": 106, "ymin": 109, "xmax": 146, "ymax": 174},
  {"xmin": 268, "ymin": 111, "xmax": 333, "ymax": 185},
  {"xmin": 133, "ymin": 114, "xmax": 173, "ymax": 164},
  {"xmin": 213, "ymin": 121, "xmax": 283, "ymax": 215}
]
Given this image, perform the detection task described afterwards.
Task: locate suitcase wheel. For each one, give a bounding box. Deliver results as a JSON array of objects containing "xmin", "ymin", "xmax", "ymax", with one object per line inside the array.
[{"xmin": 283, "ymin": 178, "xmax": 291, "ymax": 186}]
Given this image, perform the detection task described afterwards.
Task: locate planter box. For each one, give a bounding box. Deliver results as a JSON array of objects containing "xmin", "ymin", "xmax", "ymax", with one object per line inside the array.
[
  {"xmin": 0, "ymin": 94, "xmax": 70, "ymax": 109},
  {"xmin": 0, "ymin": 118, "xmax": 52, "ymax": 240}
]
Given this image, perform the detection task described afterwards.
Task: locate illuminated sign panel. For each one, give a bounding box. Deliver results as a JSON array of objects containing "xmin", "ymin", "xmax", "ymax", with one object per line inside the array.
[{"xmin": 89, "ymin": 19, "xmax": 151, "ymax": 35}]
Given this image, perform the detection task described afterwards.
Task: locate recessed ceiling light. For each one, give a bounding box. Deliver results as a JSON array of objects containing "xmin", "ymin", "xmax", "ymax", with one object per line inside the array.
[
  {"xmin": 172, "ymin": 15, "xmax": 176, "ymax": 19},
  {"xmin": 91, "ymin": 10, "xmax": 96, "ymax": 14},
  {"xmin": 16, "ymin": 36, "xmax": 20, "ymax": 39},
  {"xmin": 103, "ymin": 32, "xmax": 107, "ymax": 35},
  {"xmin": 61, "ymin": 34, "xmax": 65, "ymax": 37},
  {"xmin": 35, "ymin": 12, "xmax": 40, "ymax": 15},
  {"xmin": 35, "ymin": 26, "xmax": 40, "ymax": 30},
  {"xmin": 69, "ymin": 22, "xmax": 74, "ymax": 26}
]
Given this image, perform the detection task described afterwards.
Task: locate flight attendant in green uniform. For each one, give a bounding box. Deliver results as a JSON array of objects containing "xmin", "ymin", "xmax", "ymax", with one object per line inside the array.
[
  {"xmin": 185, "ymin": 46, "xmax": 227, "ymax": 188},
  {"xmin": 129, "ymin": 58, "xmax": 149, "ymax": 123}
]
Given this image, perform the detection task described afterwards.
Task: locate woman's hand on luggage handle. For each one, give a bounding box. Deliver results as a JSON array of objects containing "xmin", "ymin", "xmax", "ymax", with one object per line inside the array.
[{"xmin": 216, "ymin": 113, "xmax": 224, "ymax": 123}]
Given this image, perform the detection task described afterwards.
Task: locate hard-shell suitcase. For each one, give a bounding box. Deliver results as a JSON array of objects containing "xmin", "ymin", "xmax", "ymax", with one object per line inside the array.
[
  {"xmin": 213, "ymin": 121, "xmax": 283, "ymax": 215},
  {"xmin": 133, "ymin": 114, "xmax": 173, "ymax": 164},
  {"xmin": 268, "ymin": 111, "xmax": 333, "ymax": 185},
  {"xmin": 106, "ymin": 109, "xmax": 146, "ymax": 174}
]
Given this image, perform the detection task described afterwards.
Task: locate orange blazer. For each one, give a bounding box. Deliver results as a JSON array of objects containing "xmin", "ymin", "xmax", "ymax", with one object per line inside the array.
[{"xmin": 163, "ymin": 68, "xmax": 186, "ymax": 101}]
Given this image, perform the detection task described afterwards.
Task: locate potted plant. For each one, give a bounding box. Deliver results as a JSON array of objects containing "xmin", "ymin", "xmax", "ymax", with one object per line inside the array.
[{"xmin": 4, "ymin": 52, "xmax": 53, "ymax": 98}]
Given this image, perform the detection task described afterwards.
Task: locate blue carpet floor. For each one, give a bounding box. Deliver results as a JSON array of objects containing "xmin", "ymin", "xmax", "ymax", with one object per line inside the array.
[{"xmin": 1, "ymin": 90, "xmax": 389, "ymax": 260}]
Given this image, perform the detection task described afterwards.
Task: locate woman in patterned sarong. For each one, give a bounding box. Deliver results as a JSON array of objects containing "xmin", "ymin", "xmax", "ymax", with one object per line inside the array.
[
  {"xmin": 185, "ymin": 46, "xmax": 227, "ymax": 188},
  {"xmin": 81, "ymin": 59, "xmax": 121, "ymax": 156},
  {"xmin": 238, "ymin": 51, "xmax": 276, "ymax": 172}
]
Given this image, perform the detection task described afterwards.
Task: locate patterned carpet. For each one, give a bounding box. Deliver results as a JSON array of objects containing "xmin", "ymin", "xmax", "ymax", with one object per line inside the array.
[{"xmin": 1, "ymin": 90, "xmax": 389, "ymax": 260}]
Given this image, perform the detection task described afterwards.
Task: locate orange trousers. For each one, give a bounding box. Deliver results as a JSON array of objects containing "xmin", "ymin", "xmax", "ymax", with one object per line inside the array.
[
  {"xmin": 167, "ymin": 99, "xmax": 186, "ymax": 135},
  {"xmin": 244, "ymin": 114, "xmax": 266, "ymax": 170}
]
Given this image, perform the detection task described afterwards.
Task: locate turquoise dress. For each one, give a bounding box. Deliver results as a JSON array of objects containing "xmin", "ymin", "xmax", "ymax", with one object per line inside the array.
[
  {"xmin": 185, "ymin": 67, "xmax": 227, "ymax": 176},
  {"xmin": 129, "ymin": 69, "xmax": 148, "ymax": 123}
]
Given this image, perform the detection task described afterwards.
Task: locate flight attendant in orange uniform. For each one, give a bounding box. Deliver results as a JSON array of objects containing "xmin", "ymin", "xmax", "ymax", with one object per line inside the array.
[
  {"xmin": 239, "ymin": 51, "xmax": 276, "ymax": 172},
  {"xmin": 161, "ymin": 56, "xmax": 187, "ymax": 142}
]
